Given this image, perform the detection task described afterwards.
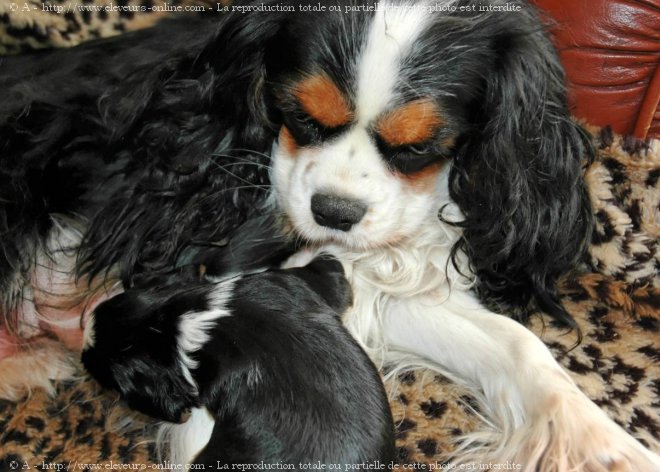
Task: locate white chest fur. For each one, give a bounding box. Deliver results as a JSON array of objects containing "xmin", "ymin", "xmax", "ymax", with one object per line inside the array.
[{"xmin": 283, "ymin": 214, "xmax": 473, "ymax": 366}]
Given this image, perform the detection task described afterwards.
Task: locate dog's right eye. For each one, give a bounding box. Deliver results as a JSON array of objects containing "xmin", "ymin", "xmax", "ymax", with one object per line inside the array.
[
  {"xmin": 283, "ymin": 112, "xmax": 348, "ymax": 147},
  {"xmin": 284, "ymin": 112, "xmax": 322, "ymax": 146}
]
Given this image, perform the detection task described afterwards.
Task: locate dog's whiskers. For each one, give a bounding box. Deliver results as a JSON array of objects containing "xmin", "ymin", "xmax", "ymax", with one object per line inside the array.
[
  {"xmin": 211, "ymin": 148, "xmax": 273, "ymax": 163},
  {"xmin": 204, "ymin": 184, "xmax": 271, "ymax": 197},
  {"xmin": 205, "ymin": 162, "xmax": 267, "ymax": 187},
  {"xmin": 210, "ymin": 152, "xmax": 272, "ymax": 167},
  {"xmin": 210, "ymin": 159, "xmax": 271, "ymax": 170}
]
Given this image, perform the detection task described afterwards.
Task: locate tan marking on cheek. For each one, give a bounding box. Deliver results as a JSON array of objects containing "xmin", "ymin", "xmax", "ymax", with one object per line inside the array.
[
  {"xmin": 398, "ymin": 161, "xmax": 445, "ymax": 193},
  {"xmin": 377, "ymin": 99, "xmax": 443, "ymax": 147},
  {"xmin": 294, "ymin": 75, "xmax": 353, "ymax": 128},
  {"xmin": 279, "ymin": 127, "xmax": 298, "ymax": 157}
]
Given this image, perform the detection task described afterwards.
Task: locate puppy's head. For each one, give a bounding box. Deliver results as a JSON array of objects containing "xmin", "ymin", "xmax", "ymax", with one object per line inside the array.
[
  {"xmin": 82, "ymin": 289, "xmax": 203, "ymax": 423},
  {"xmin": 257, "ymin": 0, "xmax": 592, "ymax": 323}
]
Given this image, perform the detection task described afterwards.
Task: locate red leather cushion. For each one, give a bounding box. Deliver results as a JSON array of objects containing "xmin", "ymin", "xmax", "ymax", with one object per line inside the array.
[{"xmin": 532, "ymin": 0, "xmax": 660, "ymax": 139}]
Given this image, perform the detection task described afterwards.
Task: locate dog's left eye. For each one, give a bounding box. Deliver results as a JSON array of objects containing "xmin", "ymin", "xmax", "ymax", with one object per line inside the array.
[
  {"xmin": 389, "ymin": 151, "xmax": 440, "ymax": 174},
  {"xmin": 407, "ymin": 143, "xmax": 435, "ymax": 156},
  {"xmin": 375, "ymin": 136, "xmax": 443, "ymax": 174}
]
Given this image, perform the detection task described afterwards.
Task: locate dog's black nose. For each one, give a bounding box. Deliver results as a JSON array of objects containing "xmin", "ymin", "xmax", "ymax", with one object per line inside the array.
[{"xmin": 311, "ymin": 193, "xmax": 367, "ymax": 232}]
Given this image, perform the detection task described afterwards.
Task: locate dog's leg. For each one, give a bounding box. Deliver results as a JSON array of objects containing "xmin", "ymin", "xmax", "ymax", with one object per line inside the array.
[
  {"xmin": 381, "ymin": 289, "xmax": 660, "ymax": 471},
  {"xmin": 0, "ymin": 336, "xmax": 77, "ymax": 401}
]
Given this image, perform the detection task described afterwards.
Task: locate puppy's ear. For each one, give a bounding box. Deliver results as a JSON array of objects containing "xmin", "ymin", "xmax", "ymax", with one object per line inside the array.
[
  {"xmin": 82, "ymin": 347, "xmax": 197, "ymax": 425},
  {"xmin": 449, "ymin": 8, "xmax": 593, "ymax": 329},
  {"xmin": 82, "ymin": 291, "xmax": 201, "ymax": 423},
  {"xmin": 110, "ymin": 358, "xmax": 197, "ymax": 424}
]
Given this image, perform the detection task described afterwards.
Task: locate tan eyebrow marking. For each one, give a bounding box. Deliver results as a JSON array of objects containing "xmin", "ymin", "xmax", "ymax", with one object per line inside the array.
[
  {"xmin": 294, "ymin": 74, "xmax": 354, "ymax": 128},
  {"xmin": 376, "ymin": 99, "xmax": 443, "ymax": 147}
]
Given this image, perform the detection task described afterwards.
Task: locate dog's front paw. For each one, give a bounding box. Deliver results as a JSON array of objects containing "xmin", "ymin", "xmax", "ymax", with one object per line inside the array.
[
  {"xmin": 515, "ymin": 392, "xmax": 659, "ymax": 472},
  {"xmin": 454, "ymin": 388, "xmax": 660, "ymax": 472},
  {"xmin": 528, "ymin": 391, "xmax": 660, "ymax": 472}
]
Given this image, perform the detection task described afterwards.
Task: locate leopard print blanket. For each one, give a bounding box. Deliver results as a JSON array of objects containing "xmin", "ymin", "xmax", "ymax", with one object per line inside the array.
[
  {"xmin": 0, "ymin": 0, "xmax": 214, "ymax": 55},
  {"xmin": 0, "ymin": 6, "xmax": 658, "ymax": 466}
]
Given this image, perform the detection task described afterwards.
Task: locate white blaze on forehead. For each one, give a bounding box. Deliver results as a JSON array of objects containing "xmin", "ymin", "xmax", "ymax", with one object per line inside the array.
[{"xmin": 356, "ymin": 1, "xmax": 432, "ymax": 123}]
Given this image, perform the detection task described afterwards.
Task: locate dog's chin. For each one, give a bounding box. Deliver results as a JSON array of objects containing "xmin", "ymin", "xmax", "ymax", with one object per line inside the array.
[{"xmin": 290, "ymin": 218, "xmax": 399, "ymax": 252}]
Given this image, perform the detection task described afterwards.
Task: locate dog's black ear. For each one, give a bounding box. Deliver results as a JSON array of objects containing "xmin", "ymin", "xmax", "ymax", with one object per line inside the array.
[
  {"xmin": 78, "ymin": 13, "xmax": 287, "ymax": 287},
  {"xmin": 200, "ymin": 9, "xmax": 287, "ymax": 140},
  {"xmin": 448, "ymin": 7, "xmax": 593, "ymax": 330},
  {"xmin": 82, "ymin": 290, "xmax": 202, "ymax": 423}
]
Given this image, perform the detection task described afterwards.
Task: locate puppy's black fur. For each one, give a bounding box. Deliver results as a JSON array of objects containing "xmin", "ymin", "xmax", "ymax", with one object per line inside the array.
[{"xmin": 82, "ymin": 256, "xmax": 395, "ymax": 465}]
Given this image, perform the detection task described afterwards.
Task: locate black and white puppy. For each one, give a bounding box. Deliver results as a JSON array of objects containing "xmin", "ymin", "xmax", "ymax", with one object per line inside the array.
[
  {"xmin": 82, "ymin": 255, "xmax": 395, "ymax": 465},
  {"xmin": 2, "ymin": 0, "xmax": 660, "ymax": 470}
]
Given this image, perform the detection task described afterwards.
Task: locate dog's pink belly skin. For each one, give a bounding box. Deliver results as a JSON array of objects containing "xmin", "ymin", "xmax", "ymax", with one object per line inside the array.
[
  {"xmin": 0, "ymin": 283, "xmax": 121, "ymax": 360},
  {"xmin": 0, "ymin": 327, "xmax": 20, "ymax": 358},
  {"xmin": 36, "ymin": 285, "xmax": 122, "ymax": 352},
  {"xmin": 37, "ymin": 306, "xmax": 87, "ymax": 352}
]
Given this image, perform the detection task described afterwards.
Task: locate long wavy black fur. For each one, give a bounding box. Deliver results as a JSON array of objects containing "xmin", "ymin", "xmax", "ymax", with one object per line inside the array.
[
  {"xmin": 0, "ymin": 12, "xmax": 284, "ymax": 302},
  {"xmin": 442, "ymin": 4, "xmax": 594, "ymax": 331}
]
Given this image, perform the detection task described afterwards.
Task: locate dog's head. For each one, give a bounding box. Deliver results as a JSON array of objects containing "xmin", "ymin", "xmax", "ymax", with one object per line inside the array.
[
  {"xmin": 266, "ymin": 3, "xmax": 462, "ymax": 250},
  {"xmin": 212, "ymin": 0, "xmax": 593, "ymax": 324}
]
